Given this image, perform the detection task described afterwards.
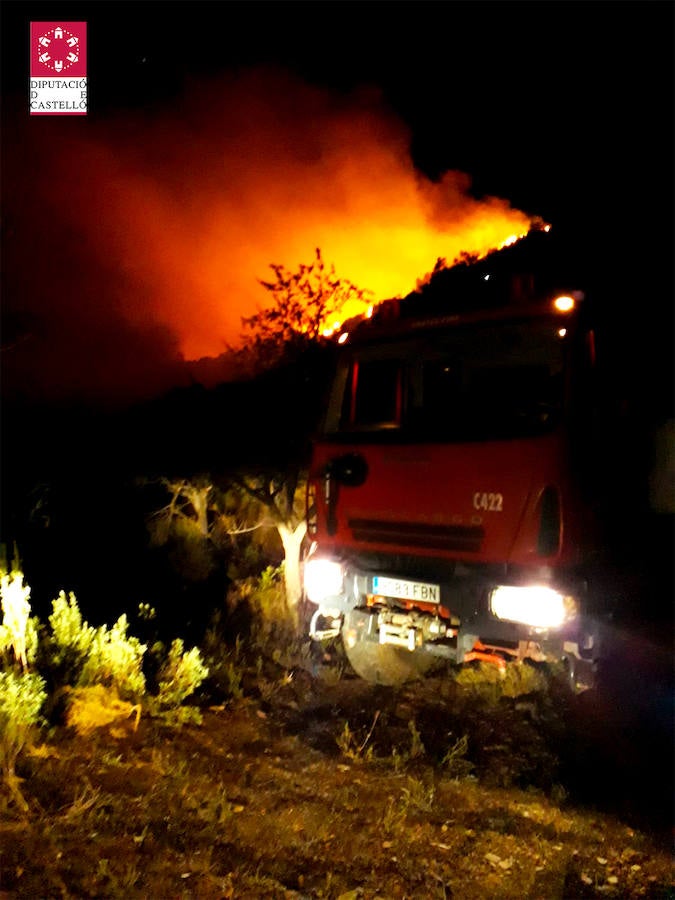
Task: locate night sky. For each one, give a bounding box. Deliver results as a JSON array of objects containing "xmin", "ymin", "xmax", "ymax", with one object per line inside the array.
[{"xmin": 1, "ymin": 0, "xmax": 673, "ymax": 409}]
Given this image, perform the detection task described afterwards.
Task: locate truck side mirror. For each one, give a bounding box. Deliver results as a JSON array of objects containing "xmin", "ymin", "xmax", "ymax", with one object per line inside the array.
[
  {"xmin": 323, "ymin": 453, "xmax": 368, "ymax": 536},
  {"xmin": 328, "ymin": 452, "xmax": 369, "ymax": 487}
]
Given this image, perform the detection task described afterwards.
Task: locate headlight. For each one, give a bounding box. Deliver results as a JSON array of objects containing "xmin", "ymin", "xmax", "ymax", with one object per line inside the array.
[
  {"xmin": 490, "ymin": 585, "xmax": 576, "ymax": 629},
  {"xmin": 304, "ymin": 559, "xmax": 344, "ymax": 605}
]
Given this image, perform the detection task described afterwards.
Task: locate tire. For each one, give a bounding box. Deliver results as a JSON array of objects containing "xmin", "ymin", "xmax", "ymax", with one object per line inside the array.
[
  {"xmin": 342, "ymin": 614, "xmax": 441, "ymax": 685},
  {"xmin": 563, "ymin": 654, "xmax": 596, "ymax": 694}
]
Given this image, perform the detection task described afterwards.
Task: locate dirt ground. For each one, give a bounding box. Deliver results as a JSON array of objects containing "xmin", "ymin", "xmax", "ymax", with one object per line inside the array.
[{"xmin": 1, "ymin": 661, "xmax": 673, "ymax": 900}]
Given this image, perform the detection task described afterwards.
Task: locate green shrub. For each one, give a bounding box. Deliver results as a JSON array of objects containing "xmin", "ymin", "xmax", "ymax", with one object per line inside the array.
[
  {"xmin": 2, "ymin": 566, "xmax": 216, "ymax": 753},
  {"xmin": 247, "ymin": 565, "xmax": 298, "ymax": 650},
  {"xmin": 0, "ymin": 670, "xmax": 46, "ymax": 810},
  {"xmin": 46, "ymin": 591, "xmax": 96, "ymax": 682},
  {"xmin": 0, "ymin": 565, "xmax": 46, "ymax": 809},
  {"xmin": 79, "ymin": 615, "xmax": 146, "ymax": 700},
  {"xmin": 155, "ymin": 639, "xmax": 209, "ymax": 709},
  {"xmin": 455, "ymin": 660, "xmax": 548, "ymax": 705},
  {"xmin": 47, "ymin": 595, "xmax": 146, "ymax": 700},
  {"xmin": 0, "ymin": 570, "xmax": 36, "ymax": 670},
  {"xmin": 500, "ymin": 661, "xmax": 549, "ymax": 697}
]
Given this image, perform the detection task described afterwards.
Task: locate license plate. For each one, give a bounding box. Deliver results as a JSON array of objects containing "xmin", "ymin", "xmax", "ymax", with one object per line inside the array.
[{"xmin": 372, "ymin": 575, "xmax": 440, "ymax": 604}]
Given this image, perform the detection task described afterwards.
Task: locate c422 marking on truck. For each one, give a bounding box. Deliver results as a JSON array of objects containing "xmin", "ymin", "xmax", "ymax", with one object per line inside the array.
[{"xmin": 473, "ymin": 492, "xmax": 503, "ymax": 512}]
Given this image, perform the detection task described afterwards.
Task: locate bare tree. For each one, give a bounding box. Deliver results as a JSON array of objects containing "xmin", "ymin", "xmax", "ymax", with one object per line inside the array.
[
  {"xmin": 242, "ymin": 247, "xmax": 372, "ymax": 357},
  {"xmin": 145, "ymin": 474, "xmax": 305, "ymax": 625},
  {"xmin": 231, "ymin": 250, "xmax": 373, "ymax": 622},
  {"xmin": 144, "ymin": 251, "xmax": 371, "ymax": 630},
  {"xmin": 228, "ymin": 471, "xmax": 307, "ymax": 626},
  {"xmin": 148, "ymin": 477, "xmax": 213, "ymax": 545}
]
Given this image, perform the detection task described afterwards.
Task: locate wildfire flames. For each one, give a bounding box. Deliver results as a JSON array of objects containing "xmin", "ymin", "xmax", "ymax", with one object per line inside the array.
[{"xmin": 6, "ymin": 67, "xmax": 542, "ymax": 399}]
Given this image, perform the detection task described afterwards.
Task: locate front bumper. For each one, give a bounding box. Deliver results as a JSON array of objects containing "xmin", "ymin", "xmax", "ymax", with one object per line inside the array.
[{"xmin": 305, "ymin": 553, "xmax": 593, "ymax": 668}]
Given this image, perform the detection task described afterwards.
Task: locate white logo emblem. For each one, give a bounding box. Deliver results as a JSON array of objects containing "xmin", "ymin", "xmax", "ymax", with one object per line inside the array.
[{"xmin": 36, "ymin": 25, "xmax": 80, "ymax": 73}]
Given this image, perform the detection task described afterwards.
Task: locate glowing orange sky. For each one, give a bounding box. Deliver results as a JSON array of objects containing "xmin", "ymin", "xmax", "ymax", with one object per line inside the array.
[{"xmin": 3, "ymin": 67, "xmax": 543, "ymax": 404}]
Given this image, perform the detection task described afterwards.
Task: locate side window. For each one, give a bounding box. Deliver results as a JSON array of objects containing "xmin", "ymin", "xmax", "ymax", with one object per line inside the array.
[{"xmin": 350, "ymin": 359, "xmax": 402, "ymax": 429}]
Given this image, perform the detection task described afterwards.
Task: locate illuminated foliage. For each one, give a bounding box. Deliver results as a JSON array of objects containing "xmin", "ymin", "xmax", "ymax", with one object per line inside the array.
[
  {"xmin": 0, "ymin": 570, "xmax": 35, "ymax": 671},
  {"xmin": 78, "ymin": 615, "xmax": 146, "ymax": 700},
  {"xmin": 36, "ymin": 575, "xmax": 212, "ymax": 715},
  {"xmin": 0, "ymin": 565, "xmax": 46, "ymax": 811},
  {"xmin": 47, "ymin": 591, "xmax": 97, "ymax": 677},
  {"xmin": 65, "ymin": 684, "xmax": 140, "ymax": 736},
  {"xmin": 0, "ymin": 670, "xmax": 46, "ymax": 809},
  {"xmin": 46, "ymin": 592, "xmax": 147, "ymax": 700},
  {"xmin": 455, "ymin": 660, "xmax": 548, "ymax": 706},
  {"xmin": 150, "ymin": 638, "xmax": 209, "ymax": 721}
]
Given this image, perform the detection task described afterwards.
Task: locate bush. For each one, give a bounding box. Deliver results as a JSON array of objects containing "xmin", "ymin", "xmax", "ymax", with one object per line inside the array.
[
  {"xmin": 0, "ymin": 565, "xmax": 47, "ymax": 809},
  {"xmin": 45, "ymin": 588, "xmax": 215, "ymax": 724},
  {"xmin": 78, "ymin": 615, "xmax": 146, "ymax": 700},
  {"xmin": 0, "ymin": 670, "xmax": 46, "ymax": 768},
  {"xmin": 228, "ymin": 565, "xmax": 299, "ymax": 654},
  {"xmin": 455, "ymin": 660, "xmax": 548, "ymax": 705},
  {"xmin": 46, "ymin": 591, "xmax": 96, "ymax": 684},
  {"xmin": 46, "ymin": 594, "xmax": 146, "ymax": 700},
  {"xmin": 146, "ymin": 638, "xmax": 209, "ymax": 724},
  {"xmin": 0, "ymin": 570, "xmax": 38, "ymax": 670},
  {"xmin": 0, "ymin": 564, "xmax": 217, "ymax": 812}
]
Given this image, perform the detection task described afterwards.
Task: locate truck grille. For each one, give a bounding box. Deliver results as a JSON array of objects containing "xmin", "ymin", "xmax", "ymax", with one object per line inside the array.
[{"xmin": 348, "ymin": 518, "xmax": 484, "ymax": 553}]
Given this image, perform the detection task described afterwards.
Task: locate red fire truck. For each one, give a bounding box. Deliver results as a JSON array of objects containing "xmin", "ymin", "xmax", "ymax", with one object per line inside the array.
[{"xmin": 303, "ymin": 248, "xmax": 605, "ymax": 687}]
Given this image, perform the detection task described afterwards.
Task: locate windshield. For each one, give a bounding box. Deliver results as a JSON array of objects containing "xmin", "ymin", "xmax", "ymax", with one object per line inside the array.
[{"xmin": 327, "ymin": 319, "xmax": 568, "ymax": 442}]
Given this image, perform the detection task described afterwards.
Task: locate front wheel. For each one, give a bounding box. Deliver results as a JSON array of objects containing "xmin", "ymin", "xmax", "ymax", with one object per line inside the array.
[
  {"xmin": 342, "ymin": 613, "xmax": 441, "ymax": 685},
  {"xmin": 562, "ymin": 653, "xmax": 597, "ymax": 694}
]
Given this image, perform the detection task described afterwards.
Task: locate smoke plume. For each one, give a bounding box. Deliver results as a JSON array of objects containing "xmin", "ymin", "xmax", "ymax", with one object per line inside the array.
[{"xmin": 3, "ymin": 67, "xmax": 538, "ymax": 402}]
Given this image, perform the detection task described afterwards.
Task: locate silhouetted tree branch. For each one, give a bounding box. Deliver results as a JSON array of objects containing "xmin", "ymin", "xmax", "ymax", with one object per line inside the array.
[{"xmin": 241, "ymin": 247, "xmax": 372, "ymax": 363}]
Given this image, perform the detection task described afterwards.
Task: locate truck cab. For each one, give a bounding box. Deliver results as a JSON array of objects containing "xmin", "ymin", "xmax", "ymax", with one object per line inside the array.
[{"xmin": 303, "ymin": 271, "xmax": 604, "ymax": 687}]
